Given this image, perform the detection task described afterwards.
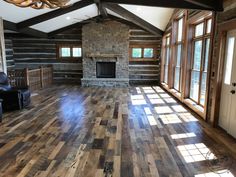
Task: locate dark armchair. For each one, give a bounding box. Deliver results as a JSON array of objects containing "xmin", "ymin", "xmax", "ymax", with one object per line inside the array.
[{"xmin": 0, "ymin": 72, "xmax": 31, "ymax": 111}]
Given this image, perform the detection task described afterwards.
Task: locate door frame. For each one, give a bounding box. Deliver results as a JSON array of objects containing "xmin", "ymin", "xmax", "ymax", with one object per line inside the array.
[{"xmin": 211, "ymin": 18, "xmax": 236, "ymax": 126}]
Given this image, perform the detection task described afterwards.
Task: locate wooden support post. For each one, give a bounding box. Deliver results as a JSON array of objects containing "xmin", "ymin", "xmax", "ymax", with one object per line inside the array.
[
  {"xmin": 25, "ymin": 68, "xmax": 29, "ymax": 87},
  {"xmin": 40, "ymin": 66, "xmax": 44, "ymax": 89}
]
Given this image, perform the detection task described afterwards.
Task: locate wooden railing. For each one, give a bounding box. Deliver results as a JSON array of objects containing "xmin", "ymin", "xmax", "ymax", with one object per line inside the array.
[{"xmin": 8, "ymin": 66, "xmax": 53, "ymax": 91}]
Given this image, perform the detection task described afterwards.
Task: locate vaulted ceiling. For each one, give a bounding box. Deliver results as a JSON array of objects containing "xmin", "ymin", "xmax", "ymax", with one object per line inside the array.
[{"xmin": 0, "ymin": 0, "xmax": 223, "ymax": 38}]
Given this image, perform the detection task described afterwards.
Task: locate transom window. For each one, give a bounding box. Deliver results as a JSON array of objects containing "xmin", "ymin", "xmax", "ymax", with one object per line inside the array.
[
  {"xmin": 58, "ymin": 44, "xmax": 82, "ymax": 59},
  {"xmin": 190, "ymin": 18, "xmax": 212, "ymax": 106}
]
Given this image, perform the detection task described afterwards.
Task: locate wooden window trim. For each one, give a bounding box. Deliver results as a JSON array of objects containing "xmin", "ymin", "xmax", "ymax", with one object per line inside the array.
[
  {"xmin": 161, "ymin": 10, "xmax": 215, "ymax": 120},
  {"xmin": 161, "ymin": 34, "xmax": 171, "ymax": 85},
  {"xmin": 189, "ymin": 17, "xmax": 212, "ymax": 108},
  {"xmin": 129, "ymin": 44, "xmax": 158, "ymax": 61},
  {"xmin": 172, "ymin": 12, "xmax": 187, "ymax": 93},
  {"xmin": 57, "ymin": 44, "xmax": 82, "ymax": 61}
]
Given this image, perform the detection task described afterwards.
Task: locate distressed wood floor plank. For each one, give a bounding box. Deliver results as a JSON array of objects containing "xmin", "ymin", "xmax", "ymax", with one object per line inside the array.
[{"xmin": 0, "ymin": 85, "xmax": 235, "ymax": 177}]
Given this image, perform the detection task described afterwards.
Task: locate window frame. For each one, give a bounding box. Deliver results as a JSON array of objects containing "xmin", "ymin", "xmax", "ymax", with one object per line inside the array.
[
  {"xmin": 173, "ymin": 15, "xmax": 186, "ymax": 92},
  {"xmin": 162, "ymin": 34, "xmax": 171, "ymax": 84},
  {"xmin": 129, "ymin": 45, "xmax": 157, "ymax": 61},
  {"xmin": 57, "ymin": 44, "xmax": 82, "ymax": 60},
  {"xmin": 189, "ymin": 17, "xmax": 212, "ymax": 107}
]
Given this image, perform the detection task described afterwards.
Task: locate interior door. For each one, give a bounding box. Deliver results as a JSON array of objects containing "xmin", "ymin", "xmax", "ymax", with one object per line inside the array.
[{"xmin": 219, "ymin": 29, "xmax": 236, "ymax": 138}]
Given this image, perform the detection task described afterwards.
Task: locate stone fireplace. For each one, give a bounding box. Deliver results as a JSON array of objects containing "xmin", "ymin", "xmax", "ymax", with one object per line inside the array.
[{"xmin": 81, "ymin": 21, "xmax": 129, "ymax": 87}]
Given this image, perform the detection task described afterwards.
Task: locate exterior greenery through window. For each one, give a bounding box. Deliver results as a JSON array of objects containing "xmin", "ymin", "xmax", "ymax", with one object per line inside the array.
[
  {"xmin": 131, "ymin": 48, "xmax": 154, "ymax": 59},
  {"xmin": 190, "ymin": 18, "xmax": 212, "ymax": 106},
  {"xmin": 173, "ymin": 17, "xmax": 184, "ymax": 91},
  {"xmin": 58, "ymin": 44, "xmax": 82, "ymax": 59},
  {"xmin": 163, "ymin": 35, "xmax": 171, "ymax": 84}
]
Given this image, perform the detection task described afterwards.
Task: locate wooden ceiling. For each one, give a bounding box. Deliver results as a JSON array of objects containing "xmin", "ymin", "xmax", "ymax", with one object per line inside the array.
[{"xmin": 2, "ymin": 0, "xmax": 223, "ymax": 38}]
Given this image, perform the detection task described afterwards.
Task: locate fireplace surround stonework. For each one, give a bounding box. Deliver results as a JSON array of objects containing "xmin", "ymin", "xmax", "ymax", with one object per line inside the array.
[{"xmin": 81, "ymin": 21, "xmax": 129, "ymax": 87}]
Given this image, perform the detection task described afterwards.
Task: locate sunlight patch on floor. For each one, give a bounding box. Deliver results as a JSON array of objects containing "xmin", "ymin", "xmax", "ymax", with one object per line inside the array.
[
  {"xmin": 178, "ymin": 113, "xmax": 198, "ymax": 122},
  {"xmin": 171, "ymin": 133, "xmax": 196, "ymax": 139},
  {"xmin": 159, "ymin": 114, "xmax": 182, "ymax": 124},
  {"xmin": 136, "ymin": 87, "xmax": 142, "ymax": 94},
  {"xmin": 159, "ymin": 93, "xmax": 171, "ymax": 98},
  {"xmin": 195, "ymin": 170, "xmax": 234, "ymax": 177},
  {"xmin": 131, "ymin": 95, "xmax": 147, "ymax": 105},
  {"xmin": 177, "ymin": 143, "xmax": 215, "ymax": 163},
  {"xmin": 171, "ymin": 105, "xmax": 188, "ymax": 113},
  {"xmin": 164, "ymin": 98, "xmax": 177, "ymax": 103},
  {"xmin": 155, "ymin": 106, "xmax": 173, "ymax": 114}
]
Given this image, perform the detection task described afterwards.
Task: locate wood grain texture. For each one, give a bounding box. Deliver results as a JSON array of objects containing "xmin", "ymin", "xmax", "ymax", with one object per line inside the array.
[{"xmin": 0, "ymin": 85, "xmax": 235, "ymax": 177}]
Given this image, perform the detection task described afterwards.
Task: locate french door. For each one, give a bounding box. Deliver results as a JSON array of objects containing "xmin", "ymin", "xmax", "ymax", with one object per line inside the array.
[{"xmin": 219, "ymin": 29, "xmax": 236, "ymax": 138}]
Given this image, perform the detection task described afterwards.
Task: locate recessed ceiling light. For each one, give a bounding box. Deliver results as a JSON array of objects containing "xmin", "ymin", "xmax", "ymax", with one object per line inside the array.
[{"xmin": 66, "ymin": 16, "xmax": 71, "ymax": 20}]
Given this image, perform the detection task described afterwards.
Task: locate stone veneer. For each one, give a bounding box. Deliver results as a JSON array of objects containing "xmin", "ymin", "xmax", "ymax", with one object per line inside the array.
[{"xmin": 81, "ymin": 21, "xmax": 129, "ymax": 87}]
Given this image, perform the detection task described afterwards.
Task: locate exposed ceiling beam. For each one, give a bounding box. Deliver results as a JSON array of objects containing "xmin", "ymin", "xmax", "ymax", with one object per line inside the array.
[
  {"xmin": 108, "ymin": 15, "xmax": 144, "ymax": 30},
  {"xmin": 17, "ymin": 0, "xmax": 94, "ymax": 30},
  {"xmin": 3, "ymin": 20, "xmax": 48, "ymax": 38},
  {"xmin": 183, "ymin": 0, "xmax": 223, "ymax": 10},
  {"xmin": 101, "ymin": 0, "xmax": 223, "ymax": 11},
  {"xmin": 94, "ymin": 0, "xmax": 108, "ymax": 18},
  {"xmin": 48, "ymin": 14, "xmax": 145, "ymax": 37},
  {"xmin": 103, "ymin": 3, "xmax": 163, "ymax": 36},
  {"xmin": 48, "ymin": 22, "xmax": 85, "ymax": 37}
]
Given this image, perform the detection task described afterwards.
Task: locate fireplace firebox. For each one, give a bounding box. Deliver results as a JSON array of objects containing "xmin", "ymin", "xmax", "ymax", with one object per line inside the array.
[{"xmin": 96, "ymin": 62, "xmax": 116, "ymax": 78}]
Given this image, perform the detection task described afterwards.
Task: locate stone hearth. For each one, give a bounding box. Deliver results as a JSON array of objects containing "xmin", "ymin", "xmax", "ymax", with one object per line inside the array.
[{"xmin": 81, "ymin": 21, "xmax": 129, "ymax": 87}]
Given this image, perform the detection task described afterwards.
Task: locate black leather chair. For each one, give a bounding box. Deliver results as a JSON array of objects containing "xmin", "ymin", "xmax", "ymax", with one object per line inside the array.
[{"xmin": 0, "ymin": 72, "xmax": 31, "ymax": 111}]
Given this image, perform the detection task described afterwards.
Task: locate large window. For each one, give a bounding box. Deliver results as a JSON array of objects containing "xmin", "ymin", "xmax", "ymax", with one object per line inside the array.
[
  {"xmin": 57, "ymin": 44, "xmax": 82, "ymax": 59},
  {"xmin": 163, "ymin": 35, "xmax": 171, "ymax": 84},
  {"xmin": 190, "ymin": 19, "xmax": 212, "ymax": 106},
  {"xmin": 173, "ymin": 17, "xmax": 184, "ymax": 91}
]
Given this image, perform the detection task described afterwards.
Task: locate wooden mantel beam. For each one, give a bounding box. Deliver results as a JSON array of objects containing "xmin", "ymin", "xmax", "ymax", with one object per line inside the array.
[
  {"xmin": 101, "ymin": 0, "xmax": 223, "ymax": 11},
  {"xmin": 103, "ymin": 3, "xmax": 163, "ymax": 36}
]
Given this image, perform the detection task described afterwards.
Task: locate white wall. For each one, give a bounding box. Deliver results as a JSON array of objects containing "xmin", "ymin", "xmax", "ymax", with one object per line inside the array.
[{"xmin": 0, "ymin": 17, "xmax": 7, "ymax": 73}]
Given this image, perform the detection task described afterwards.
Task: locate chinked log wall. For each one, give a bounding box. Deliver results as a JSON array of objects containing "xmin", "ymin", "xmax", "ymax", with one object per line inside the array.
[
  {"xmin": 129, "ymin": 28, "xmax": 161, "ymax": 85},
  {"xmin": 4, "ymin": 38, "xmax": 14, "ymax": 70},
  {"xmin": 5, "ymin": 28, "xmax": 82, "ymax": 84},
  {"xmin": 4, "ymin": 23, "xmax": 161, "ymax": 85}
]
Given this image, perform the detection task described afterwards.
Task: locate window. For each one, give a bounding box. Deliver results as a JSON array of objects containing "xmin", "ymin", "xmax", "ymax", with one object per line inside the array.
[
  {"xmin": 189, "ymin": 18, "xmax": 212, "ymax": 106},
  {"xmin": 224, "ymin": 37, "xmax": 235, "ymax": 85},
  {"xmin": 132, "ymin": 48, "xmax": 142, "ymax": 58},
  {"xmin": 173, "ymin": 17, "xmax": 185, "ymax": 91},
  {"xmin": 144, "ymin": 48, "xmax": 154, "ymax": 58},
  {"xmin": 72, "ymin": 48, "xmax": 82, "ymax": 57},
  {"xmin": 130, "ymin": 46, "xmax": 156, "ymax": 60},
  {"xmin": 58, "ymin": 44, "xmax": 82, "ymax": 59},
  {"xmin": 163, "ymin": 35, "xmax": 171, "ymax": 84},
  {"xmin": 61, "ymin": 47, "xmax": 71, "ymax": 57}
]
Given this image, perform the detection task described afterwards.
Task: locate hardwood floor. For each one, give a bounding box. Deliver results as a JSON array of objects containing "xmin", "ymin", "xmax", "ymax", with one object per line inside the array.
[{"xmin": 0, "ymin": 85, "xmax": 236, "ymax": 177}]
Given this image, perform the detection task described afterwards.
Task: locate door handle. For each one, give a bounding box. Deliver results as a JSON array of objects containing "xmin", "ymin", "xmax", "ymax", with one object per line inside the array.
[{"xmin": 230, "ymin": 90, "xmax": 236, "ymax": 94}]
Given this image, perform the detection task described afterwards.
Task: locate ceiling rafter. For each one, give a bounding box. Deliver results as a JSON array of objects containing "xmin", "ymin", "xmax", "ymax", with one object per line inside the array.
[
  {"xmin": 3, "ymin": 20, "xmax": 48, "ymax": 38},
  {"xmin": 101, "ymin": 0, "xmax": 223, "ymax": 11},
  {"xmin": 48, "ymin": 14, "xmax": 143, "ymax": 37},
  {"xmin": 183, "ymin": 0, "xmax": 214, "ymax": 9},
  {"xmin": 94, "ymin": 0, "xmax": 108, "ymax": 18},
  {"xmin": 17, "ymin": 0, "xmax": 94, "ymax": 30},
  {"xmin": 103, "ymin": 3, "xmax": 163, "ymax": 36}
]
